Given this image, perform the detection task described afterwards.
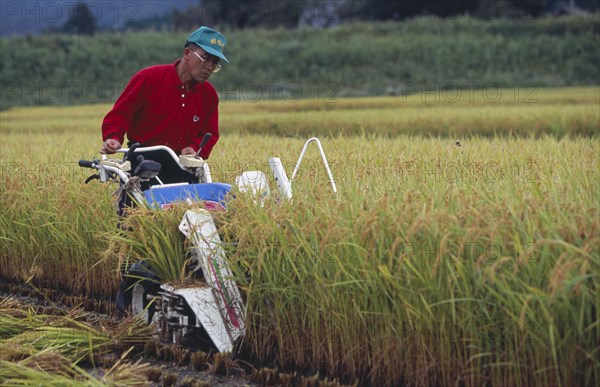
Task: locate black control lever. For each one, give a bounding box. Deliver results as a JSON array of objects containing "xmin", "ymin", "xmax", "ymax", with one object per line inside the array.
[
  {"xmin": 84, "ymin": 174, "xmax": 100, "ymax": 184},
  {"xmin": 195, "ymin": 133, "xmax": 212, "ymax": 157}
]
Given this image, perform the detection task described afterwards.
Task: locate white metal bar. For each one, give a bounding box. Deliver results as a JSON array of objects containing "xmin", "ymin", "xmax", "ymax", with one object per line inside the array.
[
  {"xmin": 202, "ymin": 163, "xmax": 212, "ymax": 183},
  {"xmin": 116, "ymin": 146, "xmax": 191, "ymax": 173},
  {"xmin": 96, "ymin": 163, "xmax": 130, "ymax": 183},
  {"xmin": 268, "ymin": 157, "xmax": 293, "ymax": 200},
  {"xmin": 290, "ymin": 137, "xmax": 337, "ymax": 193},
  {"xmin": 116, "ymin": 145, "xmax": 180, "ymax": 160}
]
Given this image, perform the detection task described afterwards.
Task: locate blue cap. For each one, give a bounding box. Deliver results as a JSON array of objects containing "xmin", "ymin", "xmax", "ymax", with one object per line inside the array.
[{"xmin": 186, "ymin": 26, "xmax": 228, "ymax": 63}]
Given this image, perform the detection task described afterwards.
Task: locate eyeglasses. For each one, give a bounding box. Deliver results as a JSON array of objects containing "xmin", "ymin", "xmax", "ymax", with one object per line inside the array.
[{"xmin": 191, "ymin": 50, "xmax": 221, "ymax": 73}]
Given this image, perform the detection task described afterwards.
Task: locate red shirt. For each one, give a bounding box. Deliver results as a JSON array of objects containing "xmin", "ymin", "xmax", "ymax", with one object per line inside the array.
[{"xmin": 102, "ymin": 60, "xmax": 219, "ymax": 159}]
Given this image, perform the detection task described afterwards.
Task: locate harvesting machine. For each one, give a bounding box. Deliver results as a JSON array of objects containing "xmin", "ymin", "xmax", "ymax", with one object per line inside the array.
[{"xmin": 78, "ymin": 136, "xmax": 336, "ymax": 353}]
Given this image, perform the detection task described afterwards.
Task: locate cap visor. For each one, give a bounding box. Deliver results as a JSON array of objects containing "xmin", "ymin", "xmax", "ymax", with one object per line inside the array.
[{"xmin": 198, "ymin": 44, "xmax": 229, "ymax": 63}]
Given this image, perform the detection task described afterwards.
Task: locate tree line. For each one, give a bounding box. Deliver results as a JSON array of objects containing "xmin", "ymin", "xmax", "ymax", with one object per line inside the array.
[
  {"xmin": 52, "ymin": 0, "xmax": 600, "ymax": 36},
  {"xmin": 173, "ymin": 1, "xmax": 600, "ymax": 30},
  {"xmin": 1, "ymin": 15, "xmax": 598, "ymax": 108}
]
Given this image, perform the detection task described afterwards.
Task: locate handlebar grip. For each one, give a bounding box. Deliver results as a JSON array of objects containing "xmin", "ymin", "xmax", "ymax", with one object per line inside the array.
[{"xmin": 79, "ymin": 160, "xmax": 95, "ymax": 168}]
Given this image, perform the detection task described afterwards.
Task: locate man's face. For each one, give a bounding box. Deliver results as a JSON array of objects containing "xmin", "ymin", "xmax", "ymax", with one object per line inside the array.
[{"xmin": 187, "ymin": 47, "xmax": 221, "ymax": 83}]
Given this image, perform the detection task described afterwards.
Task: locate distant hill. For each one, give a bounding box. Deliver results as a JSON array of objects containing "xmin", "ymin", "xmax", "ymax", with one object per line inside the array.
[
  {"xmin": 1, "ymin": 15, "xmax": 598, "ymax": 109},
  {"xmin": 0, "ymin": 0, "xmax": 197, "ymax": 37}
]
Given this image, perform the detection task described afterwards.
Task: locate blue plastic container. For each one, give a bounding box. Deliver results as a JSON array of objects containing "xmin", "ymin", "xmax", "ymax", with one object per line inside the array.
[{"xmin": 144, "ymin": 183, "xmax": 231, "ymax": 208}]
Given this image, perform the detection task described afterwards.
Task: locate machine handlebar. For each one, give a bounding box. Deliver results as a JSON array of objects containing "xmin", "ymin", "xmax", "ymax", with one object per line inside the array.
[{"xmin": 78, "ymin": 159, "xmax": 95, "ymax": 168}]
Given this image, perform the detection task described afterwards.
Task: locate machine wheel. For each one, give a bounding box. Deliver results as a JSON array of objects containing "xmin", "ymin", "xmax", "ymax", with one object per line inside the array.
[
  {"xmin": 116, "ymin": 261, "xmax": 160, "ymax": 322},
  {"xmin": 131, "ymin": 283, "xmax": 158, "ymax": 324}
]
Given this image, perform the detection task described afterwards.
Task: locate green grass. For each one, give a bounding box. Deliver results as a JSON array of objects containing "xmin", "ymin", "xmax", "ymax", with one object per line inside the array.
[
  {"xmin": 2, "ymin": 15, "xmax": 599, "ymax": 107},
  {"xmin": 0, "ymin": 89, "xmax": 598, "ymax": 386}
]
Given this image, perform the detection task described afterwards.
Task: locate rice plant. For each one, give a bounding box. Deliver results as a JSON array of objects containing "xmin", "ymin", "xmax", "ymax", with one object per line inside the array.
[
  {"xmin": 0, "ymin": 297, "xmax": 153, "ymax": 385},
  {"xmin": 0, "ymin": 90, "xmax": 598, "ymax": 386}
]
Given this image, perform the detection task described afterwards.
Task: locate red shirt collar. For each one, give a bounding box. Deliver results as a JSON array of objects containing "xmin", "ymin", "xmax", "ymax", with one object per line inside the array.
[{"xmin": 172, "ymin": 59, "xmax": 202, "ymax": 93}]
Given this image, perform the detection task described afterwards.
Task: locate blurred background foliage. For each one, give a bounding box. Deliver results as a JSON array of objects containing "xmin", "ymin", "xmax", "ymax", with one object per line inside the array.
[{"xmin": 0, "ymin": 1, "xmax": 598, "ymax": 108}]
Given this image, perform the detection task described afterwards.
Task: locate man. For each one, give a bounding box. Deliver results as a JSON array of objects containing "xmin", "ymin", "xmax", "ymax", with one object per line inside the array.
[
  {"xmin": 104, "ymin": 27, "xmax": 228, "ymax": 314},
  {"xmin": 101, "ymin": 26, "xmax": 227, "ymax": 162}
]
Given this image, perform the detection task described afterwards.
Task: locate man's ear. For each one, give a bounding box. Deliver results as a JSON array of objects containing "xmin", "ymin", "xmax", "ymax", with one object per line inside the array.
[{"xmin": 183, "ymin": 46, "xmax": 195, "ymax": 59}]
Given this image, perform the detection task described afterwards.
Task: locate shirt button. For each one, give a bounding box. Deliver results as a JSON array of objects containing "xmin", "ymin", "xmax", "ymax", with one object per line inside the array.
[
  {"xmin": 181, "ymin": 94, "xmax": 185, "ymax": 98},
  {"xmin": 182, "ymin": 103, "xmax": 185, "ymax": 107}
]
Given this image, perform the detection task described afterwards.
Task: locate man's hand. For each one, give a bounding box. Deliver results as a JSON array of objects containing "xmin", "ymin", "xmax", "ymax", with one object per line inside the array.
[
  {"xmin": 181, "ymin": 147, "xmax": 196, "ymax": 156},
  {"xmin": 101, "ymin": 139, "xmax": 122, "ymax": 154}
]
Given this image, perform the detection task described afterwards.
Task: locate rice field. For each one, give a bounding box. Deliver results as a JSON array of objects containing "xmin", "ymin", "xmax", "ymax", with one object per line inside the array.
[{"xmin": 1, "ymin": 87, "xmax": 599, "ymax": 386}]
